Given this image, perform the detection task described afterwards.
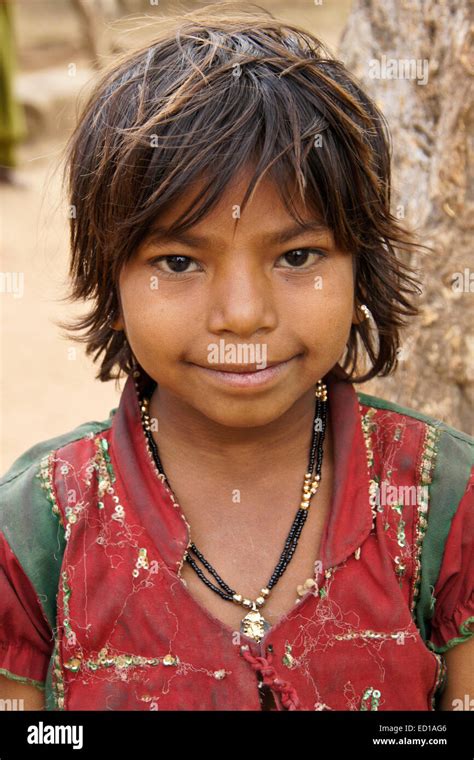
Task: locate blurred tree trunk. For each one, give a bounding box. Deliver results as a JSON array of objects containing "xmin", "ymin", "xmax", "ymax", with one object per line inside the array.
[
  {"xmin": 71, "ymin": 0, "xmax": 123, "ymax": 68},
  {"xmin": 338, "ymin": 0, "xmax": 473, "ymax": 433}
]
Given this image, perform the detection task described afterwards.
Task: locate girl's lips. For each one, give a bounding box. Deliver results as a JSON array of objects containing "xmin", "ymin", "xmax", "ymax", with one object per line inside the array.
[{"xmin": 189, "ymin": 357, "xmax": 297, "ymax": 389}]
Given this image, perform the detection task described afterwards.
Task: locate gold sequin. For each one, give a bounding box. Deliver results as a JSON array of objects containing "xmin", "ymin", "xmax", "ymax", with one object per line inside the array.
[
  {"xmin": 64, "ymin": 657, "xmax": 82, "ymax": 673},
  {"xmin": 162, "ymin": 654, "xmax": 178, "ymax": 666}
]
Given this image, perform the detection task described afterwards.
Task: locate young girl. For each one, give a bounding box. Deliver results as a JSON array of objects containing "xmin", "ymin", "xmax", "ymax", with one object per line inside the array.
[{"xmin": 1, "ymin": 4, "xmax": 473, "ymax": 712}]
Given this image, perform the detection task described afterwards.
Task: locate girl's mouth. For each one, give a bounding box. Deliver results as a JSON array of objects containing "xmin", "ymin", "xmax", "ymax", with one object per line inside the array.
[{"xmin": 188, "ymin": 356, "xmax": 298, "ymax": 389}]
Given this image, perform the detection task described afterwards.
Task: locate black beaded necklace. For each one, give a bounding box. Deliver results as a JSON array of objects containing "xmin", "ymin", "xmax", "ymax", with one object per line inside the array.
[{"xmin": 135, "ymin": 369, "xmax": 328, "ymax": 643}]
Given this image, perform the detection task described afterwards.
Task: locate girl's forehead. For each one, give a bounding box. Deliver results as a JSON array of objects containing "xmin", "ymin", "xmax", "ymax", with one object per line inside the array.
[{"xmin": 148, "ymin": 165, "xmax": 329, "ymax": 238}]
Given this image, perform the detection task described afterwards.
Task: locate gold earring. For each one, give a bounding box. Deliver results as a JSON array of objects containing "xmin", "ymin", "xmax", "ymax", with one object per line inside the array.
[{"xmin": 314, "ymin": 379, "xmax": 328, "ymax": 401}]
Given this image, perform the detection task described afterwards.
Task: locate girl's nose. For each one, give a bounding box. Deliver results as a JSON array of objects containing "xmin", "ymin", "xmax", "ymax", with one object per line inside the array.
[{"xmin": 206, "ymin": 261, "xmax": 278, "ymax": 339}]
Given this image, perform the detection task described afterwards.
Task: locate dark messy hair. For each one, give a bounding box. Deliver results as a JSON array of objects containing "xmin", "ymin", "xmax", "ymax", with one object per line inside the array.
[{"xmin": 58, "ymin": 1, "xmax": 423, "ymax": 384}]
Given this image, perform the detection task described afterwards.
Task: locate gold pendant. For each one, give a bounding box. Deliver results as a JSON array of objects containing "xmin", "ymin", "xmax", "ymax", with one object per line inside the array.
[{"xmin": 240, "ymin": 603, "xmax": 271, "ymax": 643}]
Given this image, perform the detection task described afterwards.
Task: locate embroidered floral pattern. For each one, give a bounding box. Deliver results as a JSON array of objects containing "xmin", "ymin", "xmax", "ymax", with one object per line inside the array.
[
  {"xmin": 411, "ymin": 425, "xmax": 441, "ymax": 615},
  {"xmin": 37, "ymin": 452, "xmax": 64, "ymax": 528}
]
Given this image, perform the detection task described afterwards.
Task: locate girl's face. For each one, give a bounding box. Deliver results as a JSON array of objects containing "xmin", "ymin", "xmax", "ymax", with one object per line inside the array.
[{"xmin": 113, "ymin": 165, "xmax": 360, "ymax": 428}]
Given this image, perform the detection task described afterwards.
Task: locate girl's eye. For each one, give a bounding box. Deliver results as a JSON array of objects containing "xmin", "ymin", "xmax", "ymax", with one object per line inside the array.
[
  {"xmin": 147, "ymin": 255, "xmax": 201, "ymax": 277},
  {"xmin": 276, "ymin": 248, "xmax": 327, "ymax": 269}
]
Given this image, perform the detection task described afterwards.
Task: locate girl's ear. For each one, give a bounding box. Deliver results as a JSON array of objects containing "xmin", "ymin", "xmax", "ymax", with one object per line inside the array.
[
  {"xmin": 352, "ymin": 303, "xmax": 363, "ymax": 325},
  {"xmin": 111, "ymin": 290, "xmax": 125, "ymax": 330},
  {"xmin": 111, "ymin": 296, "xmax": 125, "ymax": 330},
  {"xmin": 111, "ymin": 315, "xmax": 124, "ymax": 331}
]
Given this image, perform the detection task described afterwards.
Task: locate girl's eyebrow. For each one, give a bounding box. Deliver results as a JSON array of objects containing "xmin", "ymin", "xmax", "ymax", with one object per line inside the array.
[{"xmin": 146, "ymin": 221, "xmax": 330, "ymax": 249}]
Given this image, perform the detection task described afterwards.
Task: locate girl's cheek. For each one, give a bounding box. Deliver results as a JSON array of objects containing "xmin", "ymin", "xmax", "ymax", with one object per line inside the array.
[
  {"xmin": 299, "ymin": 289, "xmax": 354, "ymax": 358},
  {"xmin": 293, "ymin": 274, "xmax": 354, "ymax": 325}
]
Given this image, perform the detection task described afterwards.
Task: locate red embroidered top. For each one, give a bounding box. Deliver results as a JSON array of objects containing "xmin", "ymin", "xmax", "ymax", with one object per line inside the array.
[{"xmin": 1, "ymin": 370, "xmax": 473, "ymax": 710}]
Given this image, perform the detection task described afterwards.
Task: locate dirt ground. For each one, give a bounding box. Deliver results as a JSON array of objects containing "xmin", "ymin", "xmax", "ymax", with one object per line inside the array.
[{"xmin": 1, "ymin": 0, "xmax": 352, "ymax": 474}]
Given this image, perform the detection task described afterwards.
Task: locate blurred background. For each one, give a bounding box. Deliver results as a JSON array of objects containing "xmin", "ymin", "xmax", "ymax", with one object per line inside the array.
[{"xmin": 1, "ymin": 0, "xmax": 472, "ymax": 473}]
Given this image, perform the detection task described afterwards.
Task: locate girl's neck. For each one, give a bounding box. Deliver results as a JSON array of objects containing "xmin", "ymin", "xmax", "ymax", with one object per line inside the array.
[{"xmin": 147, "ymin": 383, "xmax": 332, "ymax": 482}]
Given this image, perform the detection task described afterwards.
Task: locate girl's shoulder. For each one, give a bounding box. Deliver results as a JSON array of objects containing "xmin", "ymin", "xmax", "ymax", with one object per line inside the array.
[
  {"xmin": 356, "ymin": 389, "xmax": 473, "ymax": 651},
  {"xmin": 0, "ymin": 408, "xmax": 117, "ymax": 632},
  {"xmin": 356, "ymin": 389, "xmax": 472, "ymax": 443},
  {"xmin": 356, "ymin": 388, "xmax": 473, "ymax": 471},
  {"xmin": 355, "ymin": 388, "xmax": 473, "ymax": 559},
  {"xmin": 1, "ymin": 407, "xmax": 118, "ymax": 488}
]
